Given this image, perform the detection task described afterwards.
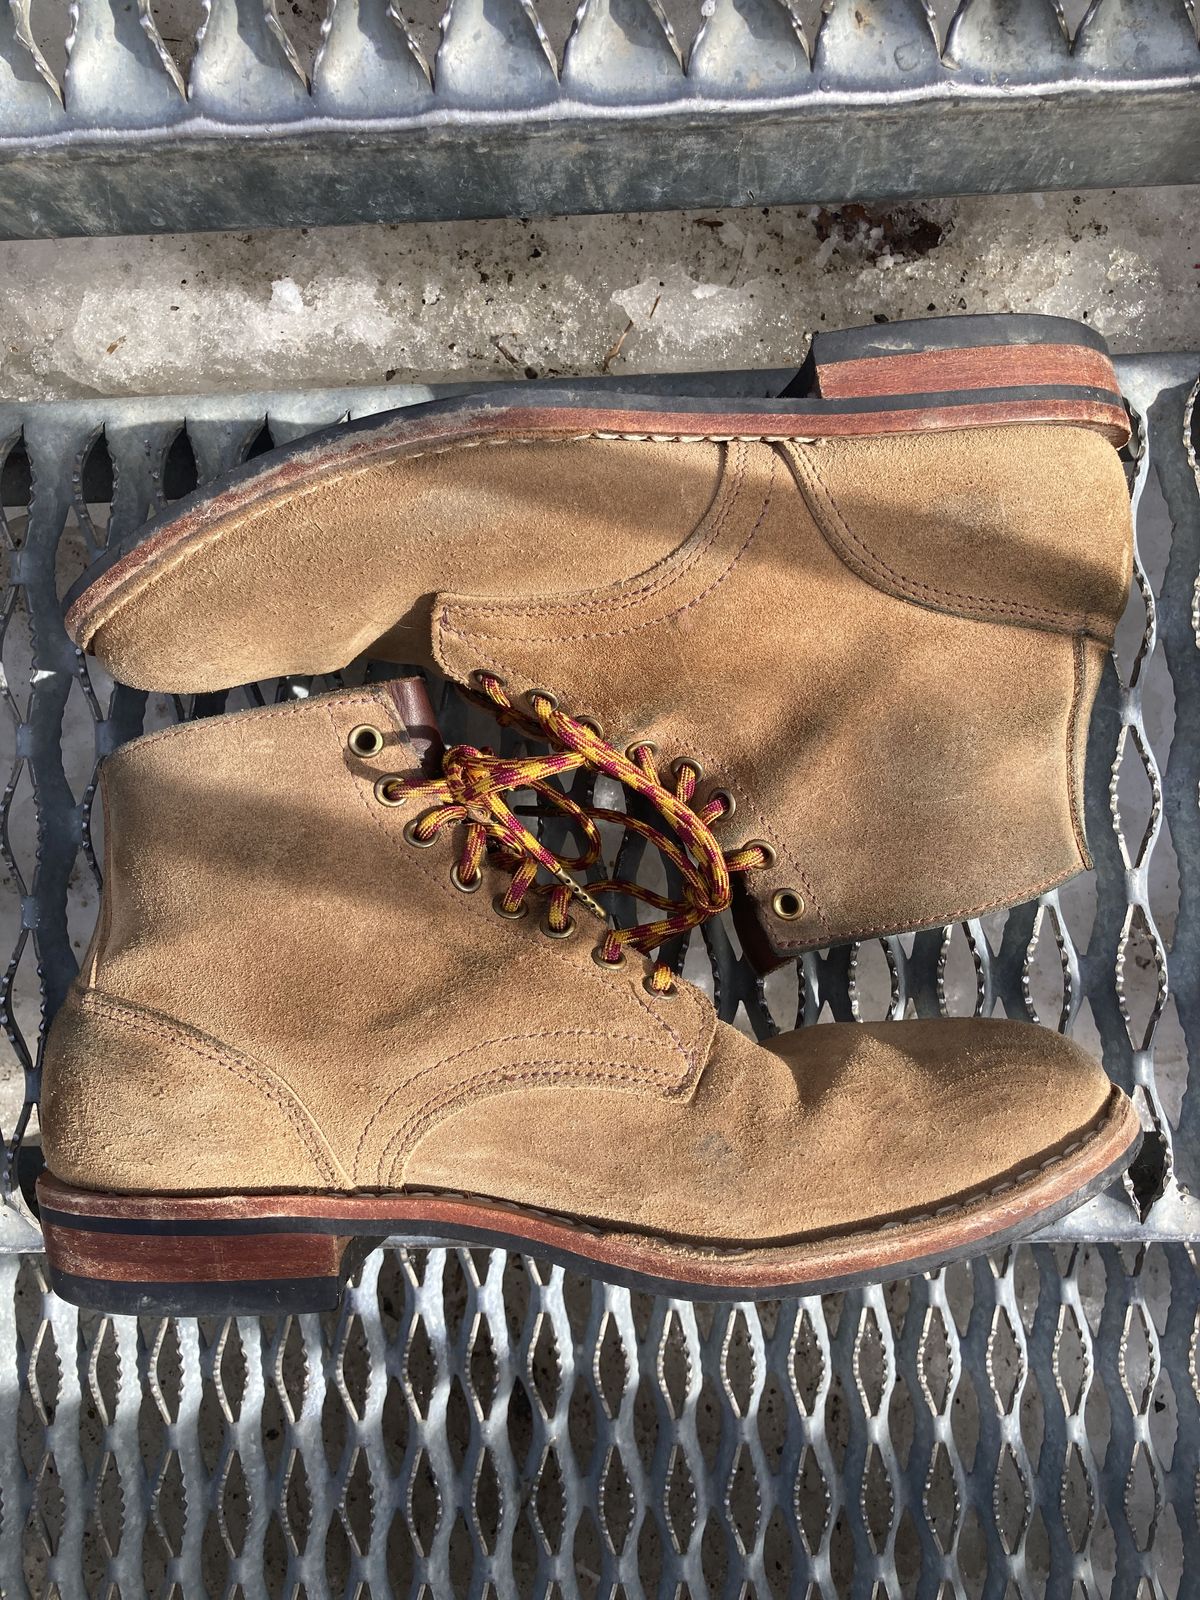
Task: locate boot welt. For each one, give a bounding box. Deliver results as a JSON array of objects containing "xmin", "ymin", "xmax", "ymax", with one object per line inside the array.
[
  {"xmin": 63, "ymin": 310, "xmax": 1128, "ymax": 654},
  {"xmin": 36, "ymin": 1087, "xmax": 1139, "ymax": 1315}
]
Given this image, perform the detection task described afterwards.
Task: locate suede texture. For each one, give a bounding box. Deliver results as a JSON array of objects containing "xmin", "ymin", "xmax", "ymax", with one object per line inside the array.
[
  {"xmin": 84, "ymin": 439, "xmax": 723, "ymax": 686},
  {"xmin": 435, "ymin": 428, "xmax": 1132, "ymax": 954},
  {"xmin": 408, "ymin": 1018, "xmax": 1113, "ymax": 1240},
  {"xmin": 43, "ymin": 685, "xmax": 714, "ymax": 1192},
  {"xmin": 76, "ymin": 423, "xmax": 1130, "ymax": 955},
  {"xmin": 40, "ymin": 685, "xmax": 1118, "ymax": 1245}
]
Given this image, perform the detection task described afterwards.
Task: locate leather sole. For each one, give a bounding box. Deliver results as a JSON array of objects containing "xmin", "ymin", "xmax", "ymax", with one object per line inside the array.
[
  {"xmin": 36, "ymin": 1086, "xmax": 1140, "ymax": 1315},
  {"xmin": 63, "ymin": 311, "xmax": 1128, "ymax": 659}
]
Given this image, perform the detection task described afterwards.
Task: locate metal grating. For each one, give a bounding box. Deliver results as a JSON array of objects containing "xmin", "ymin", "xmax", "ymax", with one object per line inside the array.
[
  {"xmin": 3, "ymin": 1244, "xmax": 1199, "ymax": 1596},
  {"xmin": 0, "ymin": 353, "xmax": 1197, "ymax": 1593},
  {"xmin": 0, "ymin": 0, "xmax": 1196, "ymax": 239}
]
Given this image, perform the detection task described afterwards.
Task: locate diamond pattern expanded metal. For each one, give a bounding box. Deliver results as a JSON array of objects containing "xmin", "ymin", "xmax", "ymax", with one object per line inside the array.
[{"xmin": 0, "ymin": 355, "xmax": 1197, "ymax": 1594}]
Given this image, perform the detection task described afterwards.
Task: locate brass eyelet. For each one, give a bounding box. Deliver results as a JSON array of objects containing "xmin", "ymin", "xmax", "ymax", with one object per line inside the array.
[
  {"xmin": 493, "ymin": 894, "xmax": 529, "ymax": 921},
  {"xmin": 643, "ymin": 977, "xmax": 678, "ymax": 998},
  {"xmin": 541, "ymin": 916, "xmax": 577, "ymax": 940},
  {"xmin": 745, "ymin": 839, "xmax": 777, "ymax": 869},
  {"xmin": 671, "ymin": 756, "xmax": 705, "ymax": 782},
  {"xmin": 348, "ymin": 724, "xmax": 385, "ymax": 758},
  {"xmin": 374, "ymin": 775, "xmax": 408, "ymax": 808},
  {"xmin": 577, "ymin": 714, "xmax": 604, "ymax": 738},
  {"xmin": 592, "ymin": 945, "xmax": 628, "ymax": 969},
  {"xmin": 403, "ymin": 816, "xmax": 438, "ymax": 849},
  {"xmin": 527, "ymin": 687, "xmax": 559, "ymax": 711},
  {"xmin": 710, "ymin": 789, "xmax": 736, "ymax": 821},
  {"xmin": 772, "ymin": 888, "xmax": 805, "ymax": 920},
  {"xmin": 451, "ymin": 865, "xmax": 482, "ymax": 894},
  {"xmin": 625, "ymin": 740, "xmax": 659, "ymax": 764},
  {"xmin": 472, "ymin": 669, "xmax": 506, "ymax": 689}
]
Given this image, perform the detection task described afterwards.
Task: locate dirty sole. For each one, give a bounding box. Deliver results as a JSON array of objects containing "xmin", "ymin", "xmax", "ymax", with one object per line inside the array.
[{"xmin": 37, "ymin": 1087, "xmax": 1140, "ymax": 1315}]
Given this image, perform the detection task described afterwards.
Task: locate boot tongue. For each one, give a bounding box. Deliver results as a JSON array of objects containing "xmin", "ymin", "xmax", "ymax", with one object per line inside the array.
[{"xmin": 386, "ymin": 677, "xmax": 444, "ymax": 775}]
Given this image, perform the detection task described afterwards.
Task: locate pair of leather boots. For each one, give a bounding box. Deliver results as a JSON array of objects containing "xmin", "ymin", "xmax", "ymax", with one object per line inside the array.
[{"xmin": 39, "ymin": 313, "xmax": 1142, "ymax": 1315}]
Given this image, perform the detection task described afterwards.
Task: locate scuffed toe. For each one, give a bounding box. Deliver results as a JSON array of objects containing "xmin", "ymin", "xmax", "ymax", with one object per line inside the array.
[{"xmin": 761, "ymin": 1016, "xmax": 1118, "ymax": 1234}]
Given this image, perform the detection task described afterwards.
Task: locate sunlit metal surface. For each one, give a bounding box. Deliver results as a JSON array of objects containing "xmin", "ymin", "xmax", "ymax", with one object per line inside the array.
[
  {"xmin": 0, "ymin": 0, "xmax": 1195, "ymax": 236},
  {"xmin": 0, "ymin": 354, "xmax": 1196, "ymax": 1592}
]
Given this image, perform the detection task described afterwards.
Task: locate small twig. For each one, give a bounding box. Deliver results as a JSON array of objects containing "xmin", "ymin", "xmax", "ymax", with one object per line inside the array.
[
  {"xmin": 601, "ymin": 294, "xmax": 661, "ymax": 374},
  {"xmin": 601, "ymin": 318, "xmax": 634, "ymax": 373},
  {"xmin": 490, "ymin": 335, "xmax": 522, "ymax": 369}
]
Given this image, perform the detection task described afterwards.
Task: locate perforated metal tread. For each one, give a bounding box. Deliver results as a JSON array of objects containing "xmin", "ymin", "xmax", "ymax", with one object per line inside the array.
[
  {"xmin": 0, "ymin": 0, "xmax": 1196, "ymax": 237},
  {"xmin": 0, "ymin": 354, "xmax": 1197, "ymax": 1594}
]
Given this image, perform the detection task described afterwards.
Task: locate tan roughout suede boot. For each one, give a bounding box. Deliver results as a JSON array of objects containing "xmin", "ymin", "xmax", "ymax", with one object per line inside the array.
[
  {"xmin": 63, "ymin": 313, "xmax": 1134, "ymax": 966},
  {"xmin": 37, "ymin": 680, "xmax": 1139, "ymax": 1317}
]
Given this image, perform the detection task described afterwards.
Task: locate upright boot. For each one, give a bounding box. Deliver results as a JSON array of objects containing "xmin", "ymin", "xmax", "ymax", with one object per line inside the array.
[
  {"xmin": 63, "ymin": 313, "xmax": 1134, "ymax": 964},
  {"xmin": 38, "ymin": 681, "xmax": 1138, "ymax": 1316}
]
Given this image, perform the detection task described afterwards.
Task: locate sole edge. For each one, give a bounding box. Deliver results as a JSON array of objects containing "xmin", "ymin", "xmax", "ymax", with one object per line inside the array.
[{"xmin": 38, "ymin": 1088, "xmax": 1141, "ymax": 1313}]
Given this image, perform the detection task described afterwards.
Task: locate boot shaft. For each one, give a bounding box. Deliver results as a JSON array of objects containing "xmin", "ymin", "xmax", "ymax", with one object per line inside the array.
[
  {"xmin": 88, "ymin": 681, "xmax": 439, "ymax": 1030},
  {"xmin": 44, "ymin": 682, "xmax": 715, "ymax": 1195}
]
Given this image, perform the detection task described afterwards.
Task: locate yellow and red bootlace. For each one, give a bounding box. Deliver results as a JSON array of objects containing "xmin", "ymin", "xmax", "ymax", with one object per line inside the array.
[{"xmin": 377, "ymin": 675, "xmax": 771, "ymax": 994}]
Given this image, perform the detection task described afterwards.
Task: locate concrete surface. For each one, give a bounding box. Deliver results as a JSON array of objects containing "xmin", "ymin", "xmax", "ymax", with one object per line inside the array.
[{"xmin": 0, "ymin": 190, "xmax": 1196, "ymax": 404}]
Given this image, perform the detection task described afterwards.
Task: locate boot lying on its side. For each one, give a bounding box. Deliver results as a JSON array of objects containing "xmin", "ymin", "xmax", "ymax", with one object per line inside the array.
[
  {"xmin": 63, "ymin": 313, "xmax": 1134, "ymax": 964},
  {"xmin": 37, "ymin": 681, "xmax": 1140, "ymax": 1316}
]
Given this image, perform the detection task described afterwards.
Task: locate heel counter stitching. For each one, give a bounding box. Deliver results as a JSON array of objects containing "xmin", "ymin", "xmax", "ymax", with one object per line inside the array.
[
  {"xmin": 76, "ymin": 991, "xmax": 347, "ymax": 1188},
  {"xmin": 785, "ymin": 440, "xmax": 1113, "ymax": 642}
]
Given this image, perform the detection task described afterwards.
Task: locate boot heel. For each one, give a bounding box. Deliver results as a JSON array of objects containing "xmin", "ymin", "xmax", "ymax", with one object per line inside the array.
[
  {"xmin": 785, "ymin": 313, "xmax": 1128, "ymax": 444},
  {"xmin": 36, "ymin": 1175, "xmax": 351, "ymax": 1317}
]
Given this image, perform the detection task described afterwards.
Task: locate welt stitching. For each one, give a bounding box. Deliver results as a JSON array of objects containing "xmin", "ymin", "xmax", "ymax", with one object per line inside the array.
[
  {"xmin": 78, "ymin": 991, "xmax": 345, "ymax": 1186},
  {"xmin": 385, "ymin": 1059, "xmax": 673, "ymax": 1183},
  {"xmin": 636, "ymin": 1093, "xmax": 1125, "ymax": 1262},
  {"xmin": 87, "ymin": 390, "xmax": 1126, "ymax": 643},
  {"xmin": 789, "ymin": 442, "xmax": 1087, "ymax": 630},
  {"xmin": 354, "ymin": 1027, "xmax": 678, "ymax": 1175},
  {"xmin": 438, "ymin": 451, "xmax": 777, "ymax": 649},
  {"xmin": 339, "ymin": 727, "xmax": 703, "ymax": 1076},
  {"xmin": 397, "ymin": 1089, "xmax": 1125, "ymax": 1261}
]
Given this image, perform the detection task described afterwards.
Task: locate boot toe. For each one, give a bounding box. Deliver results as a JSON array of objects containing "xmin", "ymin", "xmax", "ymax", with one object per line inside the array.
[
  {"xmin": 400, "ymin": 1012, "xmax": 1130, "ymax": 1271},
  {"xmin": 760, "ymin": 1016, "xmax": 1120, "ymax": 1235}
]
